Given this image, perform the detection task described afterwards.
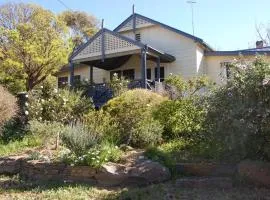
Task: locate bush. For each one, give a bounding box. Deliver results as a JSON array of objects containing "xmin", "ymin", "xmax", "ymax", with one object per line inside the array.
[
  {"xmin": 83, "ymin": 110, "xmax": 120, "ymax": 144},
  {"xmin": 0, "ymin": 120, "xmax": 26, "ymax": 142},
  {"xmin": 131, "ymin": 118, "xmax": 163, "ymax": 147},
  {"xmin": 204, "ymin": 57, "xmax": 270, "ymax": 161},
  {"xmin": 103, "ymin": 89, "xmax": 167, "ymax": 147},
  {"xmin": 145, "ymin": 140, "xmax": 199, "ymax": 171},
  {"xmin": 61, "ymin": 142, "xmax": 123, "ymax": 168},
  {"xmin": 153, "ymin": 99, "xmax": 206, "ymax": 140},
  {"xmin": 165, "ymin": 75, "xmax": 212, "ymax": 99},
  {"xmin": 28, "ymin": 87, "xmax": 93, "ymax": 124},
  {"xmin": 28, "ymin": 120, "xmax": 64, "ymax": 145},
  {"xmin": 61, "ymin": 123, "xmax": 101, "ymax": 156},
  {"xmin": 0, "ymin": 85, "xmax": 18, "ymax": 129},
  {"xmin": 109, "ymin": 73, "xmax": 129, "ymax": 97}
]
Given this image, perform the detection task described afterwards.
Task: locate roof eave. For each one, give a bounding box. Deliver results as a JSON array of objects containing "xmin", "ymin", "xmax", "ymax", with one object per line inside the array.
[{"xmin": 205, "ymin": 51, "xmax": 270, "ymax": 56}]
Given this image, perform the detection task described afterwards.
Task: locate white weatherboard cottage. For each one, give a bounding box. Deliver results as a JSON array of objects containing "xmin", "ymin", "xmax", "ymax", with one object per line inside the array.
[{"xmin": 57, "ymin": 12, "xmax": 270, "ymax": 89}]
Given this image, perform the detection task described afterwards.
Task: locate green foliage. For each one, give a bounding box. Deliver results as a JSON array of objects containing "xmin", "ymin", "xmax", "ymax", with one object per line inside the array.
[
  {"xmin": 0, "ymin": 119, "xmax": 26, "ymax": 143},
  {"xmin": 109, "ymin": 73, "xmax": 129, "ymax": 97},
  {"xmin": 83, "ymin": 110, "xmax": 120, "ymax": 144},
  {"xmin": 165, "ymin": 75, "xmax": 213, "ymax": 99},
  {"xmin": 28, "ymin": 120, "xmax": 63, "ymax": 145},
  {"xmin": 145, "ymin": 140, "xmax": 194, "ymax": 171},
  {"xmin": 153, "ymin": 99, "xmax": 206, "ymax": 140},
  {"xmin": 204, "ymin": 57, "xmax": 270, "ymax": 161},
  {"xmin": 28, "ymin": 87, "xmax": 93, "ymax": 124},
  {"xmin": 103, "ymin": 89, "xmax": 167, "ymax": 147},
  {"xmin": 0, "ymin": 135, "xmax": 41, "ymax": 156},
  {"xmin": 59, "ymin": 10, "xmax": 98, "ymax": 48},
  {"xmin": 0, "ymin": 2, "xmax": 70, "ymax": 92},
  {"xmin": 61, "ymin": 142, "xmax": 122, "ymax": 168},
  {"xmin": 0, "ymin": 85, "xmax": 18, "ymax": 130},
  {"xmin": 153, "ymin": 75, "xmax": 210, "ymax": 140},
  {"xmin": 61, "ymin": 123, "xmax": 101, "ymax": 156},
  {"xmin": 131, "ymin": 118, "xmax": 163, "ymax": 147}
]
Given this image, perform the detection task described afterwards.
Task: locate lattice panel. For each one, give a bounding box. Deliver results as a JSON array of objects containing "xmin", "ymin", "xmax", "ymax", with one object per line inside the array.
[
  {"xmin": 118, "ymin": 16, "xmax": 153, "ymax": 32},
  {"xmin": 76, "ymin": 34, "xmax": 102, "ymax": 57},
  {"xmin": 104, "ymin": 32, "xmax": 136, "ymax": 51},
  {"xmin": 121, "ymin": 19, "xmax": 133, "ymax": 30},
  {"xmin": 136, "ymin": 16, "xmax": 152, "ymax": 27}
]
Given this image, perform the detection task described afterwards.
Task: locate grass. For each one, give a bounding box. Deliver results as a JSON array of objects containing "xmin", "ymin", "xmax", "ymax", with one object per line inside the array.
[
  {"xmin": 145, "ymin": 140, "xmax": 201, "ymax": 170},
  {"xmin": 0, "ymin": 175, "xmax": 269, "ymax": 200},
  {"xmin": 0, "ymin": 135, "xmax": 42, "ymax": 157}
]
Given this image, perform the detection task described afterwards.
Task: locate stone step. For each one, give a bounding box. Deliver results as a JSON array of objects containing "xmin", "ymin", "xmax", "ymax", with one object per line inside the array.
[
  {"xmin": 175, "ymin": 163, "xmax": 237, "ymax": 177},
  {"xmin": 175, "ymin": 177, "xmax": 233, "ymax": 189}
]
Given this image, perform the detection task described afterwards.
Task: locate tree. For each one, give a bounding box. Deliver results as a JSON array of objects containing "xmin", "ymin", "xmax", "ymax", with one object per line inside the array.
[
  {"xmin": 0, "ymin": 3, "xmax": 70, "ymax": 92},
  {"xmin": 59, "ymin": 10, "xmax": 98, "ymax": 49}
]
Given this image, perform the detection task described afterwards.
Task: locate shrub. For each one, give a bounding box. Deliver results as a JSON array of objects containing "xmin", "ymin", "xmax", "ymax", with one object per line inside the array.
[
  {"xmin": 153, "ymin": 99, "xmax": 206, "ymax": 140},
  {"xmin": 28, "ymin": 120, "xmax": 64, "ymax": 145},
  {"xmin": 0, "ymin": 120, "xmax": 26, "ymax": 142},
  {"xmin": 0, "ymin": 85, "xmax": 18, "ymax": 129},
  {"xmin": 145, "ymin": 139, "xmax": 201, "ymax": 171},
  {"xmin": 83, "ymin": 110, "xmax": 120, "ymax": 144},
  {"xmin": 61, "ymin": 142, "xmax": 123, "ymax": 168},
  {"xmin": 204, "ymin": 57, "xmax": 270, "ymax": 161},
  {"xmin": 61, "ymin": 123, "xmax": 101, "ymax": 156},
  {"xmin": 103, "ymin": 89, "xmax": 167, "ymax": 146},
  {"xmin": 28, "ymin": 87, "xmax": 93, "ymax": 124},
  {"xmin": 131, "ymin": 118, "xmax": 163, "ymax": 147},
  {"xmin": 165, "ymin": 75, "xmax": 213, "ymax": 100},
  {"xmin": 109, "ymin": 73, "xmax": 129, "ymax": 97}
]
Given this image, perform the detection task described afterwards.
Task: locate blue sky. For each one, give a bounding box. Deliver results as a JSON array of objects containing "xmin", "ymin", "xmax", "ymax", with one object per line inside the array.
[{"xmin": 1, "ymin": 0, "xmax": 269, "ymax": 50}]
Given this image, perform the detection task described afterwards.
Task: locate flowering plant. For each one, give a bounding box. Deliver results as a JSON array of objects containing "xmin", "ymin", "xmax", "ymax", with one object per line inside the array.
[
  {"xmin": 204, "ymin": 56, "xmax": 270, "ymax": 161},
  {"xmin": 60, "ymin": 143, "xmax": 122, "ymax": 168},
  {"xmin": 28, "ymin": 86, "xmax": 93, "ymax": 124}
]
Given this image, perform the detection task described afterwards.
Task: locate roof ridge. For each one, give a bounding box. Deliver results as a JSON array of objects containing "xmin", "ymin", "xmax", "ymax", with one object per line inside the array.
[{"xmin": 113, "ymin": 12, "xmax": 213, "ymax": 51}]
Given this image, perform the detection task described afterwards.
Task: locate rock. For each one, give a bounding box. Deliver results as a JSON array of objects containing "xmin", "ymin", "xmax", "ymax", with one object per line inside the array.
[
  {"xmin": 238, "ymin": 160, "xmax": 270, "ymax": 188},
  {"xmin": 96, "ymin": 159, "xmax": 171, "ymax": 187},
  {"xmin": 128, "ymin": 160, "xmax": 171, "ymax": 184},
  {"xmin": 0, "ymin": 156, "xmax": 24, "ymax": 175},
  {"xmin": 95, "ymin": 162, "xmax": 128, "ymax": 186},
  {"xmin": 175, "ymin": 177, "xmax": 233, "ymax": 189},
  {"xmin": 175, "ymin": 163, "xmax": 236, "ymax": 177}
]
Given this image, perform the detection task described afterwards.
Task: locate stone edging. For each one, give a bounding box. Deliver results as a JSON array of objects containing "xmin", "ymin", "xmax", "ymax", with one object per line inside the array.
[{"xmin": 0, "ymin": 157, "xmax": 269, "ymax": 188}]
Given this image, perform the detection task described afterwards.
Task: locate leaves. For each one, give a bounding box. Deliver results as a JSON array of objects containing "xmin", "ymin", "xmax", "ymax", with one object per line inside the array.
[
  {"xmin": 59, "ymin": 10, "xmax": 98, "ymax": 49},
  {"xmin": 0, "ymin": 3, "xmax": 71, "ymax": 92}
]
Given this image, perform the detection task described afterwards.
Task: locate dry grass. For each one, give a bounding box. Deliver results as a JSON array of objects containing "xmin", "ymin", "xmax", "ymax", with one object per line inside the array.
[{"xmin": 0, "ymin": 175, "xmax": 269, "ymax": 200}]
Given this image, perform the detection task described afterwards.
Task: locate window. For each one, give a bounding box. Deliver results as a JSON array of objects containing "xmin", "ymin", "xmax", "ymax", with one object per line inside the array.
[
  {"xmin": 221, "ymin": 62, "xmax": 232, "ymax": 79},
  {"xmin": 155, "ymin": 67, "xmax": 165, "ymax": 82},
  {"xmin": 74, "ymin": 75, "xmax": 81, "ymax": 84},
  {"xmin": 58, "ymin": 77, "xmax": 68, "ymax": 88},
  {"xmin": 135, "ymin": 33, "xmax": 141, "ymax": 42},
  {"xmin": 147, "ymin": 68, "xmax": 151, "ymax": 80},
  {"xmin": 110, "ymin": 69, "xmax": 135, "ymax": 80},
  {"xmin": 123, "ymin": 69, "xmax": 135, "ymax": 80}
]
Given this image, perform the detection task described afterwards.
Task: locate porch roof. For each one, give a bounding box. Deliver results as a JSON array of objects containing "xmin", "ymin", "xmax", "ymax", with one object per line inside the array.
[{"xmin": 69, "ymin": 28, "xmax": 175, "ymax": 70}]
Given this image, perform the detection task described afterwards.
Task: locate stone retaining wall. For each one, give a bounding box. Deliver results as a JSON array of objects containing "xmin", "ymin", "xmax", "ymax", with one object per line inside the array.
[
  {"xmin": 21, "ymin": 161, "xmax": 97, "ymax": 184},
  {"xmin": 0, "ymin": 156, "xmax": 171, "ymax": 187},
  {"xmin": 0, "ymin": 157, "xmax": 269, "ymax": 188}
]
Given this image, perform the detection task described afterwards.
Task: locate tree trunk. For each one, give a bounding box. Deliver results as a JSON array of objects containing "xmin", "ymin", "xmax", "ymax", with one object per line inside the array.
[{"xmin": 26, "ymin": 78, "xmax": 34, "ymax": 91}]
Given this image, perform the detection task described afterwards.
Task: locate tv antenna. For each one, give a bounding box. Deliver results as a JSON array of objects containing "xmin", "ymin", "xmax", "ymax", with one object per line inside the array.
[{"xmin": 187, "ymin": 1, "xmax": 197, "ymax": 36}]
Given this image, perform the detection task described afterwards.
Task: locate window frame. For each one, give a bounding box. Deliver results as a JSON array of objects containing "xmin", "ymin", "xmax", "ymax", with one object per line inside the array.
[
  {"xmin": 58, "ymin": 76, "xmax": 68, "ymax": 88},
  {"xmin": 154, "ymin": 66, "xmax": 165, "ymax": 82},
  {"xmin": 122, "ymin": 69, "xmax": 135, "ymax": 80}
]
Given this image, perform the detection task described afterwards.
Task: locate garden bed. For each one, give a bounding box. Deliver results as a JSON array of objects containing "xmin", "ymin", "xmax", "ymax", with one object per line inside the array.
[{"xmin": 1, "ymin": 154, "xmax": 270, "ymax": 188}]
